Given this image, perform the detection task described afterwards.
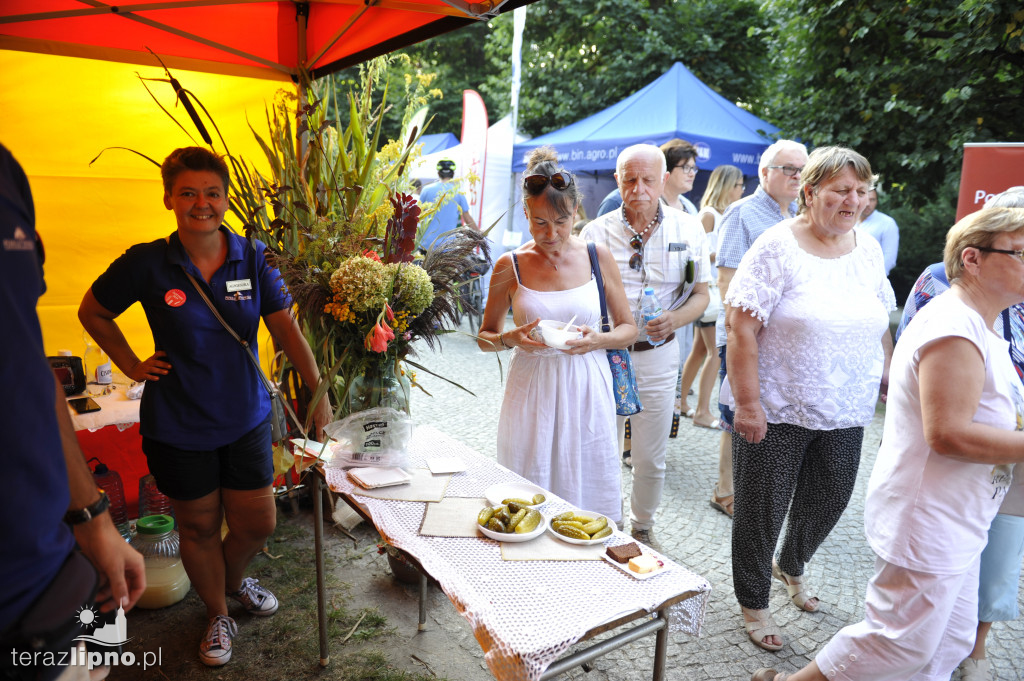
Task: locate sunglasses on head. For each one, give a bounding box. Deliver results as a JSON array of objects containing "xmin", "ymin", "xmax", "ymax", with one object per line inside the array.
[{"xmin": 523, "ymin": 172, "xmax": 575, "ymax": 193}]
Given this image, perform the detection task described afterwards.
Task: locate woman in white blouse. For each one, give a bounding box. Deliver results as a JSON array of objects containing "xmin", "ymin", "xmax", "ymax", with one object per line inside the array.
[
  {"xmin": 751, "ymin": 205, "xmax": 1024, "ymax": 681},
  {"xmin": 724, "ymin": 147, "xmax": 895, "ymax": 651}
]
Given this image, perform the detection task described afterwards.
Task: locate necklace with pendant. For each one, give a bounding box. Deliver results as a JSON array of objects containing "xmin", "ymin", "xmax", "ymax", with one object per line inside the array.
[{"xmin": 621, "ymin": 205, "xmax": 661, "ymax": 244}]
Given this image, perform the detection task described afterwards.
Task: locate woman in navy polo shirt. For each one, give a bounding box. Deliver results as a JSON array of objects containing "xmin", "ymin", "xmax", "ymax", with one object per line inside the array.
[{"xmin": 79, "ymin": 147, "xmax": 331, "ymax": 667}]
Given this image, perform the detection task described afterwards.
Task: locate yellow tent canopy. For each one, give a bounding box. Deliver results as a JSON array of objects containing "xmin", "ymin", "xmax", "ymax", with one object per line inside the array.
[{"xmin": 0, "ymin": 49, "xmax": 284, "ymax": 365}]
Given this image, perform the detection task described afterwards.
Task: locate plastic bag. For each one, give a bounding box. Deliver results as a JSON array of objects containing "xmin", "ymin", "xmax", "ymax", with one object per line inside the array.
[{"xmin": 323, "ymin": 407, "xmax": 414, "ymax": 469}]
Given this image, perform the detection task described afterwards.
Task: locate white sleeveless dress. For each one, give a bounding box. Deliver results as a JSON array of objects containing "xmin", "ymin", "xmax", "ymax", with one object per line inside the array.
[{"xmin": 496, "ymin": 256, "xmax": 622, "ymax": 523}]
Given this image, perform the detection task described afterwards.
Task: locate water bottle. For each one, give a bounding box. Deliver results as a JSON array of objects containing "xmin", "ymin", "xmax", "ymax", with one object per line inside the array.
[
  {"xmin": 130, "ymin": 515, "xmax": 190, "ymax": 609},
  {"xmin": 138, "ymin": 474, "xmax": 176, "ymax": 525},
  {"xmin": 83, "ymin": 332, "xmax": 112, "ymax": 384},
  {"xmin": 640, "ymin": 287, "xmax": 665, "ymax": 347},
  {"xmin": 90, "ymin": 457, "xmax": 132, "ymax": 541}
]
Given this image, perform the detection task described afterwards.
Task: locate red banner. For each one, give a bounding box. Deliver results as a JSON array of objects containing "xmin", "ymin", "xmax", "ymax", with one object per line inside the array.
[{"xmin": 956, "ymin": 143, "xmax": 1024, "ymax": 221}]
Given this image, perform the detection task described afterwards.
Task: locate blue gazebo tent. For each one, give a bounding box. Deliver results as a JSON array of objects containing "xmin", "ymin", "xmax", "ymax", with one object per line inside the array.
[
  {"xmin": 420, "ymin": 132, "xmax": 460, "ymax": 156},
  {"xmin": 511, "ymin": 62, "xmax": 778, "ymax": 177}
]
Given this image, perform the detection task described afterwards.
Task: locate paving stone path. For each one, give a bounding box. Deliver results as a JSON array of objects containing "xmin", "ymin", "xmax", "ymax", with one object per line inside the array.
[{"xmin": 399, "ymin": 325, "xmax": 1024, "ymax": 681}]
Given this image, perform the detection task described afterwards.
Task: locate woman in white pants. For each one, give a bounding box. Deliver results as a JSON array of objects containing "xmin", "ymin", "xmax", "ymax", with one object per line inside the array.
[{"xmin": 753, "ymin": 205, "xmax": 1024, "ymax": 681}]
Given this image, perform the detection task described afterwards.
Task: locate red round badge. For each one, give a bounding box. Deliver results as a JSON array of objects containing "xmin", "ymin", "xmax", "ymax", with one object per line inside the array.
[{"xmin": 164, "ymin": 289, "xmax": 187, "ymax": 307}]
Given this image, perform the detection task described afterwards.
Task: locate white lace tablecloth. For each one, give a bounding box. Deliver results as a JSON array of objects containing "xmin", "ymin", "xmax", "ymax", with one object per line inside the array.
[
  {"xmin": 68, "ymin": 382, "xmax": 141, "ymax": 432},
  {"xmin": 324, "ymin": 425, "xmax": 712, "ymax": 681}
]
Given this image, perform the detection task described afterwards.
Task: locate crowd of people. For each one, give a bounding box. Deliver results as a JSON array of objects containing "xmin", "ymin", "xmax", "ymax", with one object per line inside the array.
[
  {"xmin": 5, "ymin": 125, "xmax": 1022, "ymax": 681},
  {"xmin": 486, "ymin": 139, "xmax": 1024, "ymax": 681}
]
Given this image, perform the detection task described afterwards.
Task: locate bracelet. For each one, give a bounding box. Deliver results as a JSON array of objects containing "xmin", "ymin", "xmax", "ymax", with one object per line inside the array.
[{"xmin": 498, "ymin": 333, "xmax": 509, "ymax": 349}]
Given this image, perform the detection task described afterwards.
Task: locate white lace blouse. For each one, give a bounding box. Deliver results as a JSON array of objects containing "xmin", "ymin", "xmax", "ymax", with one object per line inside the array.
[{"xmin": 724, "ymin": 221, "xmax": 896, "ymax": 430}]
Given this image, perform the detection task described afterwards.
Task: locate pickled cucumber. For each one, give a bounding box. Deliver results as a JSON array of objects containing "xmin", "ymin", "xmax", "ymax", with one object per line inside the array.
[
  {"xmin": 554, "ymin": 525, "xmax": 590, "ymax": 540},
  {"xmin": 582, "ymin": 516, "xmax": 607, "ymax": 535},
  {"xmin": 552, "ymin": 520, "xmax": 585, "ymax": 531},
  {"xmin": 590, "ymin": 526, "xmax": 612, "ymax": 540},
  {"xmin": 532, "ymin": 493, "xmax": 546, "ymax": 505},
  {"xmin": 514, "ymin": 509, "xmax": 542, "ymax": 534},
  {"xmin": 572, "ymin": 514, "xmax": 595, "ymax": 524},
  {"xmin": 477, "ymin": 507, "xmax": 495, "ymax": 526},
  {"xmin": 553, "ymin": 511, "xmax": 576, "ymax": 523},
  {"xmin": 507, "ymin": 508, "xmax": 527, "ymax": 531},
  {"xmin": 502, "ymin": 497, "xmax": 535, "ymax": 507},
  {"xmin": 494, "ymin": 506, "xmax": 512, "ymax": 524},
  {"xmin": 486, "ymin": 517, "xmax": 506, "ymax": 533},
  {"xmin": 507, "ymin": 502, "xmax": 526, "ymax": 514}
]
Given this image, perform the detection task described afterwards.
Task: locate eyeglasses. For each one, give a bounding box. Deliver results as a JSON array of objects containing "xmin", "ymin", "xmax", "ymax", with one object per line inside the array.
[
  {"xmin": 629, "ymin": 234, "xmax": 644, "ymax": 271},
  {"xmin": 766, "ymin": 165, "xmax": 803, "ymax": 177},
  {"xmin": 974, "ymin": 246, "xmax": 1024, "ymax": 263},
  {"xmin": 523, "ymin": 172, "xmax": 575, "ymax": 193},
  {"xmin": 674, "ymin": 164, "xmax": 698, "ymax": 175}
]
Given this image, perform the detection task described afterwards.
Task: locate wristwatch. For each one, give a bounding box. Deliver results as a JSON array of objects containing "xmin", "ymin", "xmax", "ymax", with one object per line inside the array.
[{"xmin": 64, "ymin": 490, "xmax": 111, "ymax": 525}]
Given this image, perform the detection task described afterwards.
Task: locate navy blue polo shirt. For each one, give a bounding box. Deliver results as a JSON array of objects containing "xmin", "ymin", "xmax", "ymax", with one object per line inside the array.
[
  {"xmin": 1, "ymin": 144, "xmax": 76, "ymax": 631},
  {"xmin": 91, "ymin": 228, "xmax": 291, "ymax": 450}
]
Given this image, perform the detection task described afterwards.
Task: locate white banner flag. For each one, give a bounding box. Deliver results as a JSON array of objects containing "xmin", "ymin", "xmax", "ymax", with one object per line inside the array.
[{"xmin": 461, "ymin": 89, "xmax": 489, "ymax": 228}]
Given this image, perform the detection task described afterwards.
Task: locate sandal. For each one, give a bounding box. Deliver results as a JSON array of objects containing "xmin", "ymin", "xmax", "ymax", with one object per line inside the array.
[
  {"xmin": 772, "ymin": 559, "xmax": 819, "ymax": 612},
  {"xmin": 742, "ymin": 608, "xmax": 783, "ymax": 651},
  {"xmin": 709, "ymin": 487, "xmax": 734, "ymax": 518},
  {"xmin": 751, "ymin": 668, "xmax": 790, "ymax": 681}
]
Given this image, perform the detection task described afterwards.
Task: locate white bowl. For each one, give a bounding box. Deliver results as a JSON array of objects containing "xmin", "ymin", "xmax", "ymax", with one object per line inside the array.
[
  {"xmin": 537, "ymin": 319, "xmax": 583, "ymax": 350},
  {"xmin": 477, "ymin": 510, "xmax": 547, "ymax": 542},
  {"xmin": 547, "ymin": 511, "xmax": 612, "ymax": 546},
  {"xmin": 484, "ymin": 482, "xmax": 547, "ymax": 508}
]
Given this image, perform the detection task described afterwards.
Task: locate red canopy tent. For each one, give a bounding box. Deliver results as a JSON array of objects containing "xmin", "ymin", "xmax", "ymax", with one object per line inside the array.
[{"xmin": 0, "ymin": 0, "xmax": 534, "ymax": 83}]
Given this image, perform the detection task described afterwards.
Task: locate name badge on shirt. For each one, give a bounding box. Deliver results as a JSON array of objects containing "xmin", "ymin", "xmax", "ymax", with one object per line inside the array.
[
  {"xmin": 668, "ymin": 243, "xmax": 689, "ymax": 252},
  {"xmin": 225, "ymin": 279, "xmax": 252, "ymax": 292}
]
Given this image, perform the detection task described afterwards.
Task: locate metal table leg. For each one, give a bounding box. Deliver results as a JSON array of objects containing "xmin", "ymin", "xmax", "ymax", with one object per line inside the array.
[
  {"xmin": 652, "ymin": 607, "xmax": 669, "ymax": 681},
  {"xmin": 313, "ymin": 472, "xmax": 329, "ymax": 666},
  {"xmin": 418, "ymin": 570, "xmax": 428, "ymax": 631}
]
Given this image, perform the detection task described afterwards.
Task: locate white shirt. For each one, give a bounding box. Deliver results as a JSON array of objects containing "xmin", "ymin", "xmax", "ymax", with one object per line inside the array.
[
  {"xmin": 859, "ymin": 209, "xmax": 899, "ymax": 274},
  {"xmin": 723, "ymin": 221, "xmax": 896, "ymax": 429},
  {"xmin": 696, "ymin": 206, "xmax": 721, "ymax": 283},
  {"xmin": 865, "ymin": 293, "xmax": 1024, "ymax": 574},
  {"xmin": 581, "ymin": 206, "xmax": 710, "ymax": 340}
]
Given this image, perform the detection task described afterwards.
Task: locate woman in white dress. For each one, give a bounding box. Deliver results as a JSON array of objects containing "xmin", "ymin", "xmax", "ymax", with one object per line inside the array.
[
  {"xmin": 751, "ymin": 205, "xmax": 1024, "ymax": 681},
  {"xmin": 478, "ymin": 147, "xmax": 637, "ymax": 523}
]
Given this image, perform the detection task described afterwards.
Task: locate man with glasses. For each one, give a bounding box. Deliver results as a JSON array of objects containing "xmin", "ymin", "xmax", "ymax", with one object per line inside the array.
[
  {"xmin": 581, "ymin": 143, "xmax": 711, "ymax": 550},
  {"xmin": 418, "ymin": 159, "xmax": 478, "ymax": 250},
  {"xmin": 596, "ymin": 139, "xmax": 700, "ymax": 217},
  {"xmin": 709, "ymin": 139, "xmax": 808, "ymax": 519}
]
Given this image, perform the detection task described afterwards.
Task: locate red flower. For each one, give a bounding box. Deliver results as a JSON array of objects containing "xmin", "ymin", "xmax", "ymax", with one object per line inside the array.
[
  {"xmin": 362, "ymin": 250, "xmax": 381, "ymax": 262},
  {"xmin": 384, "ymin": 303, "xmax": 395, "ymax": 322},
  {"xmin": 365, "ymin": 320, "xmax": 395, "ymax": 353}
]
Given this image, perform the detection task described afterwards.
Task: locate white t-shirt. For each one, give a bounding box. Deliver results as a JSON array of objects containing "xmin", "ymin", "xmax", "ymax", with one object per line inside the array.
[
  {"xmin": 696, "ymin": 206, "xmax": 721, "ymax": 284},
  {"xmin": 581, "ymin": 205, "xmax": 711, "ymax": 340},
  {"xmin": 865, "ymin": 293, "xmax": 1024, "ymax": 575},
  {"xmin": 722, "ymin": 221, "xmax": 896, "ymax": 429}
]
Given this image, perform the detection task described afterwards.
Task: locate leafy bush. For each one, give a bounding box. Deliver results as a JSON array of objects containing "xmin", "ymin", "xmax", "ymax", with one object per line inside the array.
[{"xmin": 885, "ymin": 193, "xmax": 957, "ymax": 304}]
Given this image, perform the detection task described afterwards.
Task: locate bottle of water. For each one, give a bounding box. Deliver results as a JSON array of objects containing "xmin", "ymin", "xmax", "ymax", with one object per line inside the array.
[
  {"xmin": 90, "ymin": 458, "xmax": 132, "ymax": 541},
  {"xmin": 83, "ymin": 332, "xmax": 112, "ymax": 384},
  {"xmin": 640, "ymin": 287, "xmax": 665, "ymax": 347}
]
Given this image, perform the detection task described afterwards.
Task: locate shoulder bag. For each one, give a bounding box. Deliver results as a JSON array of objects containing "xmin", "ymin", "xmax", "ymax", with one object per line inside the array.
[
  {"xmin": 181, "ymin": 268, "xmax": 300, "ymax": 442},
  {"xmin": 587, "ymin": 243, "xmax": 642, "ymax": 416}
]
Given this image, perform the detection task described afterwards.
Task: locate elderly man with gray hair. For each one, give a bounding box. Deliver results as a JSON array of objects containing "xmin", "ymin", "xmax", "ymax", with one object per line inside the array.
[
  {"xmin": 581, "ymin": 144, "xmax": 711, "ymax": 549},
  {"xmin": 708, "ymin": 139, "xmax": 809, "ymax": 519}
]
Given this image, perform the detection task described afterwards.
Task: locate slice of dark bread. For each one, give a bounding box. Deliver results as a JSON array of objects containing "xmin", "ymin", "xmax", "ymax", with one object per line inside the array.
[{"xmin": 606, "ymin": 542, "xmax": 642, "ymax": 563}]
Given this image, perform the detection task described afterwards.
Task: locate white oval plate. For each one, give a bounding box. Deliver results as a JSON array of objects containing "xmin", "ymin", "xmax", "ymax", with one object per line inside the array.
[
  {"xmin": 484, "ymin": 482, "xmax": 547, "ymax": 508},
  {"xmin": 477, "ymin": 511, "xmax": 547, "ymax": 542},
  {"xmin": 547, "ymin": 512, "xmax": 611, "ymax": 546}
]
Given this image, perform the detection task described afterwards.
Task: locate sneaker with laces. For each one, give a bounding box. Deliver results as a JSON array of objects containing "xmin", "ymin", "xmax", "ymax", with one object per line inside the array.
[
  {"xmin": 199, "ymin": 614, "xmax": 237, "ymax": 667},
  {"xmin": 229, "ymin": 577, "xmax": 279, "ymax": 616}
]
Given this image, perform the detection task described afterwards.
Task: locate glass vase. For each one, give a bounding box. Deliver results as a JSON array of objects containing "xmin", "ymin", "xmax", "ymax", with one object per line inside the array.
[{"xmin": 346, "ymin": 358, "xmax": 411, "ymax": 416}]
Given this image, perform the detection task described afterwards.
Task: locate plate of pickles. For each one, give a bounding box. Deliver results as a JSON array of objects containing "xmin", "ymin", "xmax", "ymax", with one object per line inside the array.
[
  {"xmin": 547, "ymin": 510, "xmax": 613, "ymax": 546},
  {"xmin": 476, "ymin": 502, "xmax": 546, "ymax": 542},
  {"xmin": 484, "ymin": 482, "xmax": 547, "ymax": 508}
]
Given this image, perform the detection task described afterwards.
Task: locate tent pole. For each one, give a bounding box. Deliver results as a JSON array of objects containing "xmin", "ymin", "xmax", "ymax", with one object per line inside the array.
[{"xmin": 505, "ymin": 6, "xmax": 527, "ymax": 249}]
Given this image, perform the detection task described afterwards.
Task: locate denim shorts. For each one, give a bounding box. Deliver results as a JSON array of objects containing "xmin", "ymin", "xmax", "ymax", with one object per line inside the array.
[
  {"xmin": 142, "ymin": 413, "xmax": 274, "ymax": 501},
  {"xmin": 978, "ymin": 512, "xmax": 1024, "ymax": 622}
]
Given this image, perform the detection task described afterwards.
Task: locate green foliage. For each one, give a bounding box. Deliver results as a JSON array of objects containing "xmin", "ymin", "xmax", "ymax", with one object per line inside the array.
[
  {"xmin": 485, "ymin": 0, "xmax": 772, "ymax": 137},
  {"xmin": 886, "ymin": 193, "xmax": 957, "ymax": 303},
  {"xmin": 759, "ymin": 0, "xmax": 1024, "ymax": 208}
]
